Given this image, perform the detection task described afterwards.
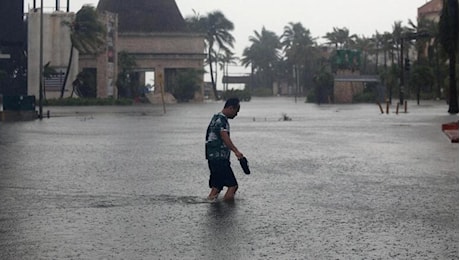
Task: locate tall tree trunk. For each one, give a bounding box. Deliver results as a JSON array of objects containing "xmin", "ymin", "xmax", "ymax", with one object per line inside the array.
[
  {"xmin": 214, "ymin": 58, "xmax": 218, "ymax": 95},
  {"xmin": 448, "ymin": 54, "xmax": 459, "ymax": 113},
  {"xmin": 250, "ymin": 64, "xmax": 254, "ymax": 93},
  {"xmin": 435, "ymin": 47, "xmax": 442, "ymax": 99},
  {"xmin": 60, "ymin": 43, "xmax": 74, "ymax": 98},
  {"xmin": 208, "ymin": 47, "xmax": 218, "ymax": 100},
  {"xmin": 375, "ymin": 47, "xmax": 379, "ymax": 73}
]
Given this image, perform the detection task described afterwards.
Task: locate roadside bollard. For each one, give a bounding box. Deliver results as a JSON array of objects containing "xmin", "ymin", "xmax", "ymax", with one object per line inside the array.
[
  {"xmin": 404, "ymin": 100, "xmax": 408, "ymax": 113},
  {"xmin": 396, "ymin": 103, "xmax": 400, "ymax": 115},
  {"xmin": 386, "ymin": 101, "xmax": 390, "ymax": 114}
]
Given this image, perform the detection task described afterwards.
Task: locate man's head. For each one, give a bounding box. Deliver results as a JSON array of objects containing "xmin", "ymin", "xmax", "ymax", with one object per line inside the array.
[{"xmin": 222, "ymin": 98, "xmax": 240, "ymax": 119}]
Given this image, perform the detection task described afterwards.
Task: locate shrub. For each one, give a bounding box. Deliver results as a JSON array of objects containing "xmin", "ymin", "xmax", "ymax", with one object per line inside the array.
[{"xmin": 222, "ymin": 89, "xmax": 251, "ymax": 101}]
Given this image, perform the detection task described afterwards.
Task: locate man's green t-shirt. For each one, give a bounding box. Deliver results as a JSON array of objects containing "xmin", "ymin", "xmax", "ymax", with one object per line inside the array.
[{"xmin": 205, "ymin": 112, "xmax": 230, "ymax": 160}]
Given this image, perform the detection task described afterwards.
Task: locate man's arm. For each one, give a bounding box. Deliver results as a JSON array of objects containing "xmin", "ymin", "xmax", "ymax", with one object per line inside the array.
[{"xmin": 220, "ymin": 130, "xmax": 243, "ymax": 159}]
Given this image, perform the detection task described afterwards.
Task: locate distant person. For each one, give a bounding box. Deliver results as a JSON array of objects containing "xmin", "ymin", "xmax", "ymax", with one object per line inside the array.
[{"xmin": 205, "ymin": 98, "xmax": 244, "ymax": 201}]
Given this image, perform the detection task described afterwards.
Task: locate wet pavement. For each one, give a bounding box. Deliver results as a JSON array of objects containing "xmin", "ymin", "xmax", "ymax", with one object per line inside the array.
[{"xmin": 0, "ymin": 97, "xmax": 458, "ymax": 259}]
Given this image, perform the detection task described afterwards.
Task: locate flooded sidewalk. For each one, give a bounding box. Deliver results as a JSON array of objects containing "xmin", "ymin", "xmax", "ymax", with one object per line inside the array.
[{"xmin": 0, "ymin": 98, "xmax": 458, "ymax": 259}]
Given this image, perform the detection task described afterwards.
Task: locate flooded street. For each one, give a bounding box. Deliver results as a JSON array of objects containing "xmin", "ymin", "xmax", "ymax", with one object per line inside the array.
[{"xmin": 0, "ymin": 97, "xmax": 458, "ymax": 259}]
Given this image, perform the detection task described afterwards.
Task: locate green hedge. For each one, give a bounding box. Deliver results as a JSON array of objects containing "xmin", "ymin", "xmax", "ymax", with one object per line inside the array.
[{"xmin": 43, "ymin": 98, "xmax": 133, "ymax": 106}]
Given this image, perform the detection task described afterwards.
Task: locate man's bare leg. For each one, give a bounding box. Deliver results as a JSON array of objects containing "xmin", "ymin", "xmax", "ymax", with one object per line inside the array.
[
  {"xmin": 208, "ymin": 187, "xmax": 220, "ymax": 200},
  {"xmin": 223, "ymin": 186, "xmax": 238, "ymax": 201}
]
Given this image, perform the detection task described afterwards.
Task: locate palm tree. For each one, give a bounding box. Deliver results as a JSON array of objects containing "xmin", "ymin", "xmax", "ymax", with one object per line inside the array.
[
  {"xmin": 392, "ymin": 21, "xmax": 414, "ymax": 103},
  {"xmin": 61, "ymin": 5, "xmax": 105, "ymax": 98},
  {"xmin": 281, "ymin": 22, "xmax": 316, "ymax": 95},
  {"xmin": 353, "ymin": 36, "xmax": 373, "ymax": 74},
  {"xmin": 439, "ymin": 0, "xmax": 459, "ymax": 114},
  {"xmin": 241, "ymin": 27, "xmax": 281, "ymax": 91},
  {"xmin": 392, "ymin": 21, "xmax": 413, "ymax": 62},
  {"xmin": 372, "ymin": 31, "xmax": 382, "ymax": 73},
  {"xmin": 186, "ymin": 11, "xmax": 234, "ymax": 100},
  {"xmin": 281, "ymin": 22, "xmax": 315, "ymax": 66},
  {"xmin": 379, "ymin": 31, "xmax": 397, "ymax": 102},
  {"xmin": 323, "ymin": 27, "xmax": 356, "ymax": 49},
  {"xmin": 218, "ymin": 50, "xmax": 238, "ymax": 91},
  {"xmin": 381, "ymin": 32, "xmax": 395, "ymax": 67}
]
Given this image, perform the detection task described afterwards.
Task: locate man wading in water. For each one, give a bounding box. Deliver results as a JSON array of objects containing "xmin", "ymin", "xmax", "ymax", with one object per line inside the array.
[{"xmin": 205, "ymin": 98, "xmax": 244, "ymax": 201}]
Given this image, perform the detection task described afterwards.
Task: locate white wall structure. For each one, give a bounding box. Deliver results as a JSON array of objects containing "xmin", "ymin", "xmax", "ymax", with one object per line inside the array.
[{"xmin": 28, "ymin": 11, "xmax": 79, "ymax": 99}]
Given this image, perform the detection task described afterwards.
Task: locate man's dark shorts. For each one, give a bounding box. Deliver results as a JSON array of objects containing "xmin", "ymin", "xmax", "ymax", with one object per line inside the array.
[{"xmin": 208, "ymin": 159, "xmax": 238, "ymax": 191}]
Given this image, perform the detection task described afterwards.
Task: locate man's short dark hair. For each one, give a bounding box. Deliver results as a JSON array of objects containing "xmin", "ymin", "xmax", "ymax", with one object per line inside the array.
[{"xmin": 224, "ymin": 98, "xmax": 240, "ymax": 108}]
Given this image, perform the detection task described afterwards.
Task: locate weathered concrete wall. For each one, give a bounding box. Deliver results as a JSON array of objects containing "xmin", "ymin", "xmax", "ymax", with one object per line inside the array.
[
  {"xmin": 334, "ymin": 70, "xmax": 364, "ymax": 103},
  {"xmin": 334, "ymin": 81, "xmax": 365, "ymax": 103},
  {"xmin": 28, "ymin": 11, "xmax": 79, "ymax": 99},
  {"xmin": 118, "ymin": 32, "xmax": 204, "ymax": 54},
  {"xmin": 117, "ymin": 33, "xmax": 205, "ymax": 70}
]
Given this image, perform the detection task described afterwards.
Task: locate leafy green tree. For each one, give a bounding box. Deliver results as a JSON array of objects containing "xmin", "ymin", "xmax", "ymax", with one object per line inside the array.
[
  {"xmin": 0, "ymin": 45, "xmax": 27, "ymax": 95},
  {"xmin": 75, "ymin": 69, "xmax": 97, "ymax": 97},
  {"xmin": 61, "ymin": 5, "xmax": 106, "ymax": 98},
  {"xmin": 409, "ymin": 61, "xmax": 435, "ymax": 104},
  {"xmin": 312, "ymin": 65, "xmax": 334, "ymax": 104},
  {"xmin": 116, "ymin": 51, "xmax": 137, "ymax": 98},
  {"xmin": 382, "ymin": 64, "xmax": 400, "ymax": 102},
  {"xmin": 410, "ymin": 17, "xmax": 445, "ymax": 98},
  {"xmin": 439, "ymin": 0, "xmax": 459, "ymax": 114},
  {"xmin": 171, "ymin": 69, "xmax": 202, "ymax": 102}
]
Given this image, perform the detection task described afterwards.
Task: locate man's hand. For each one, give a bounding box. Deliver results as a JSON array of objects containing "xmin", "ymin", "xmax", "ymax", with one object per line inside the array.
[{"xmin": 234, "ymin": 151, "xmax": 244, "ymax": 159}]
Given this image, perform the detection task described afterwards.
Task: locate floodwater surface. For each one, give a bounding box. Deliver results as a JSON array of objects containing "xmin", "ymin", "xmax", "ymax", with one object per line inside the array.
[{"xmin": 0, "ymin": 97, "xmax": 458, "ymax": 259}]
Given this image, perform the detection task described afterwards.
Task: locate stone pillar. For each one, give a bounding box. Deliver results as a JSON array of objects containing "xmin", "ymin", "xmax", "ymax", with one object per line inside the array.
[{"xmin": 154, "ymin": 67, "xmax": 165, "ymax": 94}]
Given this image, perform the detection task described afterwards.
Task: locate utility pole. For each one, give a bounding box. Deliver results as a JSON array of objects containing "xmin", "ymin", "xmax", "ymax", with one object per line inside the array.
[
  {"xmin": 38, "ymin": 0, "xmax": 44, "ymax": 119},
  {"xmin": 293, "ymin": 65, "xmax": 298, "ymax": 103}
]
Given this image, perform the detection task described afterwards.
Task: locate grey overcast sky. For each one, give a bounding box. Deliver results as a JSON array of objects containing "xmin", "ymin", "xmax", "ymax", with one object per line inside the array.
[{"xmin": 27, "ymin": 0, "xmax": 430, "ymax": 83}]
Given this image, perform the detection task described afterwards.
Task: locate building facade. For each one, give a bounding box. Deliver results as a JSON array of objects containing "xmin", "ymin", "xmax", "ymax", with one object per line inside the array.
[
  {"xmin": 28, "ymin": 0, "xmax": 206, "ymax": 102},
  {"xmin": 95, "ymin": 0, "xmax": 206, "ymax": 102},
  {"xmin": 418, "ymin": 0, "xmax": 443, "ymax": 22}
]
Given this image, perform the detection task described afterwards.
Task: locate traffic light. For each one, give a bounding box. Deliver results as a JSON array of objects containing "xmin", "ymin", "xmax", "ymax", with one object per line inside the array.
[{"xmin": 404, "ymin": 58, "xmax": 411, "ymax": 71}]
